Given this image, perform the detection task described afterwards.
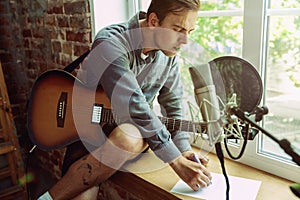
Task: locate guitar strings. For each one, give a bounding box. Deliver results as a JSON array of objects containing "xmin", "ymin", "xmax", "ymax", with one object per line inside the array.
[{"xmin": 61, "ymin": 106, "xmax": 204, "ymax": 132}]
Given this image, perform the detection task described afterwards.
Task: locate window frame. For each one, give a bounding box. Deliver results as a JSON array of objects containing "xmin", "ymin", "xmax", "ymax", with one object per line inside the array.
[
  {"xmin": 193, "ymin": 0, "xmax": 300, "ymax": 183},
  {"xmin": 90, "ymin": 0, "xmax": 138, "ymax": 39}
]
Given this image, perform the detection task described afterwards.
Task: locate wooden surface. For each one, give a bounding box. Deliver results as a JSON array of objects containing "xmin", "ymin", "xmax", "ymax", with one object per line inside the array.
[
  {"xmin": 112, "ymin": 148, "xmax": 299, "ymax": 200},
  {"xmin": 0, "ymin": 61, "xmax": 27, "ymax": 199}
]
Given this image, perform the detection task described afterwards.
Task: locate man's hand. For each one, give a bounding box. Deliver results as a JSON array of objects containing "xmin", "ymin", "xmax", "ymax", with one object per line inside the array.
[
  {"xmin": 169, "ymin": 154, "xmax": 212, "ymax": 191},
  {"xmin": 182, "ymin": 151, "xmax": 209, "ymax": 167}
]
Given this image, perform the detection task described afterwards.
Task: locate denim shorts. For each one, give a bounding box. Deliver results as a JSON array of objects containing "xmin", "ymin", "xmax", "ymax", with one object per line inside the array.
[{"xmin": 61, "ymin": 123, "xmax": 149, "ymax": 176}]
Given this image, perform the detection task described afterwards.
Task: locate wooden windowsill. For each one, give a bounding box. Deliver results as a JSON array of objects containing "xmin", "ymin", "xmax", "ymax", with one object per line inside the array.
[{"xmin": 109, "ymin": 148, "xmax": 298, "ymax": 200}]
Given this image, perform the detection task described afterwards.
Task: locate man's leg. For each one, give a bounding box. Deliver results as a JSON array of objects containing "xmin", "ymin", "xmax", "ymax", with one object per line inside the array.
[
  {"xmin": 72, "ymin": 186, "xmax": 99, "ymax": 200},
  {"xmin": 60, "ymin": 141, "xmax": 99, "ymax": 200},
  {"xmin": 48, "ymin": 123, "xmax": 148, "ymax": 200}
]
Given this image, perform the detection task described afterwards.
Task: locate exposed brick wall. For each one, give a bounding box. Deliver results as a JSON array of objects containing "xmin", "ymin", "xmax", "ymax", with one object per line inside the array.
[
  {"xmin": 0, "ymin": 0, "xmax": 92, "ymax": 180},
  {"xmin": 0, "ymin": 1, "xmax": 146, "ymax": 199},
  {"xmin": 0, "ymin": 0, "xmax": 29, "ymax": 145}
]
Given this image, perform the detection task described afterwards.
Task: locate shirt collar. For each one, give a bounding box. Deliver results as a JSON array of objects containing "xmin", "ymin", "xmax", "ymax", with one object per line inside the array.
[{"xmin": 140, "ymin": 52, "xmax": 149, "ymax": 60}]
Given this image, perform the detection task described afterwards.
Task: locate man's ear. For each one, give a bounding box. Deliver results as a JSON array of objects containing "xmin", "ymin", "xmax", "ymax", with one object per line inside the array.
[{"xmin": 147, "ymin": 12, "xmax": 160, "ymax": 27}]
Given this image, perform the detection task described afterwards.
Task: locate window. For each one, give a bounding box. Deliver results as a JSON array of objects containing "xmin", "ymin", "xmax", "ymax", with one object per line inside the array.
[
  {"xmin": 194, "ymin": 0, "xmax": 300, "ymax": 183},
  {"xmin": 90, "ymin": 0, "xmax": 138, "ymax": 39},
  {"xmin": 259, "ymin": 0, "xmax": 300, "ymax": 176}
]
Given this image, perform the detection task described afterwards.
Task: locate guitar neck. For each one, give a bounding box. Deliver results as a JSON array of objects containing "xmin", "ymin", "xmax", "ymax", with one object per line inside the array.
[
  {"xmin": 158, "ymin": 116, "xmax": 203, "ymax": 133},
  {"xmin": 98, "ymin": 107, "xmax": 202, "ymax": 133}
]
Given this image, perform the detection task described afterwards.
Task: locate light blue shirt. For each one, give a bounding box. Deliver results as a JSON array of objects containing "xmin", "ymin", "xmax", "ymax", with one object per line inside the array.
[{"xmin": 85, "ymin": 12, "xmax": 191, "ymax": 163}]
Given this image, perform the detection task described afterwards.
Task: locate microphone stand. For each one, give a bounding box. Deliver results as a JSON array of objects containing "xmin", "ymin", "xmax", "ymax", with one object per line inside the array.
[{"xmin": 230, "ymin": 107, "xmax": 300, "ymax": 198}]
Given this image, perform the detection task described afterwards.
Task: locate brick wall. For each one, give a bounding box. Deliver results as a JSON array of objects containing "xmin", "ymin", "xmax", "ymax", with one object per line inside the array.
[
  {"xmin": 0, "ymin": 1, "xmax": 147, "ymax": 199},
  {"xmin": 0, "ymin": 0, "xmax": 92, "ymax": 180}
]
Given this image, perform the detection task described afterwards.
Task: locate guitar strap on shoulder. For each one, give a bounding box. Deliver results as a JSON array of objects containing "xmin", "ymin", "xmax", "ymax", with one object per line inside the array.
[{"xmin": 63, "ymin": 50, "xmax": 90, "ymax": 73}]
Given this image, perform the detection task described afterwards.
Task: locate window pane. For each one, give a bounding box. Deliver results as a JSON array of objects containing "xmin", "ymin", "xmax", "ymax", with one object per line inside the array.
[
  {"xmin": 270, "ymin": 0, "xmax": 300, "ymax": 9},
  {"xmin": 180, "ymin": 14, "xmax": 243, "ymax": 118},
  {"xmin": 260, "ymin": 14, "xmax": 300, "ymax": 161},
  {"xmin": 139, "ymin": 0, "xmax": 151, "ymax": 11},
  {"xmin": 201, "ymin": 0, "xmax": 243, "ymax": 11}
]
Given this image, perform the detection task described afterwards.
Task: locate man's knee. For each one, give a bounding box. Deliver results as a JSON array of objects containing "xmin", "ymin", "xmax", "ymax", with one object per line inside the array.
[{"xmin": 109, "ymin": 123, "xmax": 147, "ymax": 153}]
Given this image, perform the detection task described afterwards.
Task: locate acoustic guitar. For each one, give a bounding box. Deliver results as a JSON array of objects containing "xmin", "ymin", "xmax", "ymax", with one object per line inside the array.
[{"xmin": 27, "ymin": 70, "xmax": 203, "ymax": 150}]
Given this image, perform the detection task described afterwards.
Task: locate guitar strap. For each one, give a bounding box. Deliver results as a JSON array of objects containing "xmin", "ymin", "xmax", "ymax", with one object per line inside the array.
[
  {"xmin": 27, "ymin": 50, "xmax": 91, "ymax": 108},
  {"xmin": 63, "ymin": 50, "xmax": 90, "ymax": 73}
]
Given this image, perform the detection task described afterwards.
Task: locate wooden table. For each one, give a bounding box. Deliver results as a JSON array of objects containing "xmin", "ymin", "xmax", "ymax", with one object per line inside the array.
[{"xmin": 109, "ymin": 148, "xmax": 298, "ymax": 200}]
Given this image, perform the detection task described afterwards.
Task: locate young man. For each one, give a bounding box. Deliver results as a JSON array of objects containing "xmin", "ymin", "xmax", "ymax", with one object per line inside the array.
[{"xmin": 39, "ymin": 0, "xmax": 212, "ymax": 199}]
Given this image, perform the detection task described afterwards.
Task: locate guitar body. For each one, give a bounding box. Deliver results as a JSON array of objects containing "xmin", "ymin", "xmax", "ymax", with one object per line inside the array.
[
  {"xmin": 27, "ymin": 70, "xmax": 111, "ymax": 150},
  {"xmin": 28, "ymin": 70, "xmax": 203, "ymax": 151}
]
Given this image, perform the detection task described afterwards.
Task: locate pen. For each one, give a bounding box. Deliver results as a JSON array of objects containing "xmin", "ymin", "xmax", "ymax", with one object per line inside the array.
[
  {"xmin": 193, "ymin": 153, "xmax": 201, "ymax": 163},
  {"xmin": 193, "ymin": 153, "xmax": 212, "ymax": 186}
]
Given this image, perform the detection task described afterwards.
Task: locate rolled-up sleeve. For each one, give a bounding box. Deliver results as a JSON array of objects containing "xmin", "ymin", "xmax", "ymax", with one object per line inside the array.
[{"xmin": 158, "ymin": 59, "xmax": 192, "ymax": 153}]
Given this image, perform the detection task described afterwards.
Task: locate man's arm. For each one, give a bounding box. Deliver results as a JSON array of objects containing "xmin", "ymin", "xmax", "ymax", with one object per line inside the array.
[
  {"xmin": 85, "ymin": 38, "xmax": 182, "ymax": 163},
  {"xmin": 157, "ymin": 57, "xmax": 192, "ymax": 153},
  {"xmin": 157, "ymin": 57, "xmax": 212, "ymax": 190}
]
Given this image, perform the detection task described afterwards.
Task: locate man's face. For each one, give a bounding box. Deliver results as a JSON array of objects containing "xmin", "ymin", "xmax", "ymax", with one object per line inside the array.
[{"xmin": 154, "ymin": 10, "xmax": 198, "ymax": 57}]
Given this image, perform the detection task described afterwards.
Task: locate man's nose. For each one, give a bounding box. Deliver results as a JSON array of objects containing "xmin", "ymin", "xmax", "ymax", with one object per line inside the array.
[{"xmin": 179, "ymin": 32, "xmax": 188, "ymax": 44}]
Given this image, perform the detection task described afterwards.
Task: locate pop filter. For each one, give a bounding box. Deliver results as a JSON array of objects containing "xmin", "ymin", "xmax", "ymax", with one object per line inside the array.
[
  {"xmin": 203, "ymin": 56, "xmax": 264, "ymax": 161},
  {"xmin": 209, "ymin": 56, "xmax": 263, "ymax": 113}
]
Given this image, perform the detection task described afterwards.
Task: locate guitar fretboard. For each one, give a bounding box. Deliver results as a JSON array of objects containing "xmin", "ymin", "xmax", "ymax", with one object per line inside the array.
[{"xmin": 96, "ymin": 107, "xmax": 204, "ymax": 133}]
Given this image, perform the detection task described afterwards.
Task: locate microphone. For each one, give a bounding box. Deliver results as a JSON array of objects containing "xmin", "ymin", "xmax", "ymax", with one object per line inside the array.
[
  {"xmin": 190, "ymin": 63, "xmax": 230, "ymax": 200},
  {"xmin": 189, "ymin": 63, "xmax": 224, "ymax": 146}
]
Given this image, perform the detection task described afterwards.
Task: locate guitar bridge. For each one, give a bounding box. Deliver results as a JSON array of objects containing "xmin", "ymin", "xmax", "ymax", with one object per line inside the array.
[
  {"xmin": 57, "ymin": 92, "xmax": 67, "ymax": 128},
  {"xmin": 91, "ymin": 104, "xmax": 103, "ymax": 124}
]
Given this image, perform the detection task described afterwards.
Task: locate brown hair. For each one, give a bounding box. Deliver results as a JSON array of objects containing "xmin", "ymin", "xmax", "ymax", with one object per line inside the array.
[{"xmin": 147, "ymin": 0, "xmax": 200, "ymax": 23}]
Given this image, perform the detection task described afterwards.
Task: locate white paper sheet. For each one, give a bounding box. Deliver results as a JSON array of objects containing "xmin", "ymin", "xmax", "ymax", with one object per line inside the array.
[{"xmin": 171, "ymin": 173, "xmax": 261, "ymax": 200}]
